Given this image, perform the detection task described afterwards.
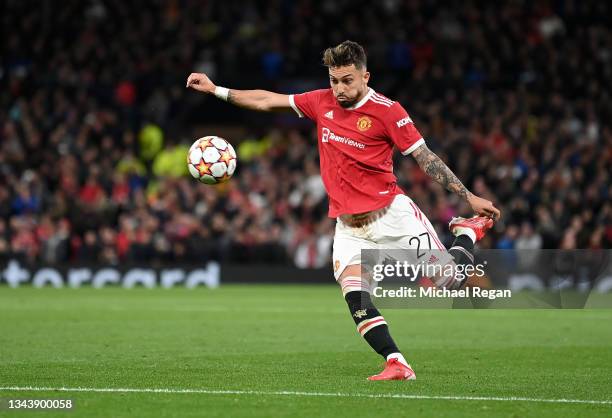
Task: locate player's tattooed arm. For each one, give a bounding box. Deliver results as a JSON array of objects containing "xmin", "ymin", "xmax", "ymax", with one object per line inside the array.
[
  {"xmin": 411, "ymin": 144, "xmax": 472, "ymax": 201},
  {"xmin": 411, "ymin": 144, "xmax": 501, "ymax": 219}
]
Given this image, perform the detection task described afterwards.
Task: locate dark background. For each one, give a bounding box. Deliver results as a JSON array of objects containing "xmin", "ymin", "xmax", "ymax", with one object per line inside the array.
[{"xmin": 1, "ymin": 0, "xmax": 610, "ymax": 269}]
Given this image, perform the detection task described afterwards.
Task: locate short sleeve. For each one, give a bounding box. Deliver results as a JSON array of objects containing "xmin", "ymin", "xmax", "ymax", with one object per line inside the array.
[
  {"xmin": 385, "ymin": 102, "xmax": 425, "ymax": 155},
  {"xmin": 289, "ymin": 89, "xmax": 327, "ymax": 121}
]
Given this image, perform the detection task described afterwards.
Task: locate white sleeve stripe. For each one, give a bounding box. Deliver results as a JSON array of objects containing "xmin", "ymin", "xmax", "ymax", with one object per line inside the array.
[
  {"xmin": 401, "ymin": 138, "xmax": 425, "ymax": 155},
  {"xmin": 369, "ymin": 96, "xmax": 393, "ymax": 107},
  {"xmin": 372, "ymin": 92, "xmax": 394, "ymax": 105},
  {"xmin": 288, "ymin": 95, "xmax": 304, "ymax": 118}
]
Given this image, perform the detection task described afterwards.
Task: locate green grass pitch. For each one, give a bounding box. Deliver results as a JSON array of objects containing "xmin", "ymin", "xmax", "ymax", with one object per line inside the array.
[{"xmin": 1, "ymin": 285, "xmax": 611, "ymax": 417}]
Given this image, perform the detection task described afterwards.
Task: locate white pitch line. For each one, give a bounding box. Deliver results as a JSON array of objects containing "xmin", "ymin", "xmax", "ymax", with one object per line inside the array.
[{"xmin": 0, "ymin": 386, "xmax": 611, "ymax": 405}]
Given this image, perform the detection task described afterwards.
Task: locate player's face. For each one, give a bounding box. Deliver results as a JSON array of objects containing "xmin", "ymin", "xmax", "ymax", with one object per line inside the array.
[{"xmin": 329, "ymin": 65, "xmax": 370, "ymax": 108}]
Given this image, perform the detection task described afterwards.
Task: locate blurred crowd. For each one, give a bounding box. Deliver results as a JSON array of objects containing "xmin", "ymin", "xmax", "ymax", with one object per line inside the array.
[{"xmin": 1, "ymin": 0, "xmax": 610, "ymax": 267}]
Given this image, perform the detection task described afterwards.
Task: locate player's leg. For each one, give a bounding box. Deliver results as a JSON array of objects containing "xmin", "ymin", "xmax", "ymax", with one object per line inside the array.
[
  {"xmin": 338, "ymin": 264, "xmax": 404, "ymax": 363},
  {"xmin": 411, "ymin": 202, "xmax": 494, "ymax": 288},
  {"xmin": 333, "ymin": 226, "xmax": 415, "ymax": 381},
  {"xmin": 377, "ymin": 195, "xmax": 493, "ymax": 288}
]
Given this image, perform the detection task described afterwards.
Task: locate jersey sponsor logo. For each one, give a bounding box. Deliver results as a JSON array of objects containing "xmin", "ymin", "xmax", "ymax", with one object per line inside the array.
[
  {"xmin": 396, "ymin": 116, "xmax": 413, "ymax": 128},
  {"xmin": 357, "ymin": 116, "xmax": 372, "ymax": 131},
  {"xmin": 321, "ymin": 127, "xmax": 366, "ymax": 149},
  {"xmin": 324, "ymin": 110, "xmax": 334, "ymax": 119}
]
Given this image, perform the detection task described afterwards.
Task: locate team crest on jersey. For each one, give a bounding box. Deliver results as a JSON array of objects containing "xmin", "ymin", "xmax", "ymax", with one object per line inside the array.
[
  {"xmin": 353, "ymin": 309, "xmax": 368, "ymax": 319},
  {"xmin": 357, "ymin": 116, "xmax": 372, "ymax": 132}
]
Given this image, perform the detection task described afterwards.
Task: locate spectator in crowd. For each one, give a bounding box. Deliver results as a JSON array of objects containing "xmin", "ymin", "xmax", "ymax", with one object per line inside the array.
[{"xmin": 1, "ymin": 0, "xmax": 610, "ymax": 266}]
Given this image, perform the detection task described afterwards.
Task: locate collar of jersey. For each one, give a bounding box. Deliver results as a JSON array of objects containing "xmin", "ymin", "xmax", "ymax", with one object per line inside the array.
[{"xmin": 346, "ymin": 88, "xmax": 375, "ymax": 110}]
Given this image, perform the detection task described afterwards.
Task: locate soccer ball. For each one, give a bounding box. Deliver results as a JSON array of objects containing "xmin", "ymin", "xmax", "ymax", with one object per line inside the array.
[{"xmin": 187, "ymin": 136, "xmax": 237, "ymax": 184}]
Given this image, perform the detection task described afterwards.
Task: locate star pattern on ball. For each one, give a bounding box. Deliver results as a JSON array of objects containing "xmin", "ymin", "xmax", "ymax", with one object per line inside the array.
[
  {"xmin": 198, "ymin": 138, "xmax": 213, "ymax": 151},
  {"xmin": 196, "ymin": 160, "xmax": 211, "ymax": 176},
  {"xmin": 219, "ymin": 149, "xmax": 234, "ymax": 164}
]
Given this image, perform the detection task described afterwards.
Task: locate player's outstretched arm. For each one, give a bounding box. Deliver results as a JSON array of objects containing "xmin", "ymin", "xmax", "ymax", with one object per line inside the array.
[
  {"xmin": 186, "ymin": 72, "xmax": 292, "ymax": 112},
  {"xmin": 411, "ymin": 143, "xmax": 501, "ymax": 220}
]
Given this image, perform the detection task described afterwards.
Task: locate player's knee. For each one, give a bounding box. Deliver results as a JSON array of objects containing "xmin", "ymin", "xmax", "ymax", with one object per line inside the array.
[{"xmin": 337, "ymin": 263, "xmax": 361, "ymax": 280}]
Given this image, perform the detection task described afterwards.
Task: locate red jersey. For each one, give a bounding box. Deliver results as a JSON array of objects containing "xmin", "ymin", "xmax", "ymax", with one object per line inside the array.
[{"xmin": 289, "ymin": 88, "xmax": 425, "ymax": 218}]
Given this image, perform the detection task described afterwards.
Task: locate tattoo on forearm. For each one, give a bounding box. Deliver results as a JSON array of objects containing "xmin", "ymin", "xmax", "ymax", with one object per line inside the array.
[{"xmin": 412, "ymin": 144, "xmax": 472, "ymax": 201}]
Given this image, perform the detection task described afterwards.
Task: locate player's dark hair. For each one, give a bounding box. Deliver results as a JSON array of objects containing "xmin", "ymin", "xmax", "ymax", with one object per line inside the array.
[{"xmin": 322, "ymin": 40, "xmax": 367, "ymax": 70}]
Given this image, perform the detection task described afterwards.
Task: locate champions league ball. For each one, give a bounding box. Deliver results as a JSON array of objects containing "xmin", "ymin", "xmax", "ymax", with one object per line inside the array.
[{"xmin": 187, "ymin": 136, "xmax": 237, "ymax": 184}]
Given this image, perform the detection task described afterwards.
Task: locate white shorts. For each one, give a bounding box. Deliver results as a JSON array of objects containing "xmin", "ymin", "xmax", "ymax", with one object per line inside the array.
[{"xmin": 332, "ymin": 194, "xmax": 452, "ymax": 280}]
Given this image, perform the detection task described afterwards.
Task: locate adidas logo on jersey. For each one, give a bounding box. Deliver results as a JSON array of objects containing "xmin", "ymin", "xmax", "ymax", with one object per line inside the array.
[{"xmin": 324, "ymin": 110, "xmax": 334, "ymax": 119}]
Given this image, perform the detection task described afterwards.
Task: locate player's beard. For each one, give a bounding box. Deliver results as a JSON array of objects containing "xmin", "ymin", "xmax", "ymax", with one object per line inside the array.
[
  {"xmin": 336, "ymin": 95, "xmax": 357, "ymax": 108},
  {"xmin": 336, "ymin": 88, "xmax": 365, "ymax": 108}
]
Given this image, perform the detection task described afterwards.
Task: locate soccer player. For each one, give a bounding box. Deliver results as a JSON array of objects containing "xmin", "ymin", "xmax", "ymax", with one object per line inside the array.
[{"xmin": 186, "ymin": 40, "xmax": 501, "ymax": 381}]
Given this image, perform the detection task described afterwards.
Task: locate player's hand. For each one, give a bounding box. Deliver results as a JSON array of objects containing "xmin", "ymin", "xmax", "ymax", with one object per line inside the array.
[
  {"xmin": 186, "ymin": 73, "xmax": 216, "ymax": 94},
  {"xmin": 467, "ymin": 194, "xmax": 501, "ymax": 221}
]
